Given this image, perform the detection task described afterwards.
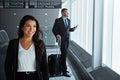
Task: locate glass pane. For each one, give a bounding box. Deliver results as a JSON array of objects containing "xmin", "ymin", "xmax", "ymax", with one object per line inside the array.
[{"xmin": 112, "ymin": 0, "xmax": 120, "ymax": 75}]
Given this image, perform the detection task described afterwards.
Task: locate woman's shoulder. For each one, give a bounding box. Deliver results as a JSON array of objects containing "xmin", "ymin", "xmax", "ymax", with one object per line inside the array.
[
  {"xmin": 10, "ymin": 38, "xmax": 18, "ymax": 42},
  {"xmin": 9, "ymin": 38, "xmax": 19, "ymax": 44},
  {"xmin": 37, "ymin": 39, "xmax": 43, "ymax": 43},
  {"xmin": 35, "ymin": 39, "xmax": 45, "ymax": 45}
]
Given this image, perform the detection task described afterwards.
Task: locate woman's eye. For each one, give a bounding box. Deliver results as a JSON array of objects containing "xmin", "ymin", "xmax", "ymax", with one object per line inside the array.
[{"xmin": 33, "ymin": 25, "xmax": 36, "ymax": 28}]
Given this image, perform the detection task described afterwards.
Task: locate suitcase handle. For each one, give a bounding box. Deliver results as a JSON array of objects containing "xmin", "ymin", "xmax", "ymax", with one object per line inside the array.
[
  {"xmin": 57, "ymin": 39, "xmax": 61, "ymax": 54},
  {"xmin": 58, "ymin": 39, "xmax": 61, "ymax": 48}
]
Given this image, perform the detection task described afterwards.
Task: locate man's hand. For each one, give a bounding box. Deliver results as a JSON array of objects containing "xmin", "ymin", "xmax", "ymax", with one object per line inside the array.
[
  {"xmin": 56, "ymin": 35, "xmax": 61, "ymax": 41},
  {"xmin": 73, "ymin": 26, "xmax": 77, "ymax": 31},
  {"xmin": 71, "ymin": 26, "xmax": 77, "ymax": 31}
]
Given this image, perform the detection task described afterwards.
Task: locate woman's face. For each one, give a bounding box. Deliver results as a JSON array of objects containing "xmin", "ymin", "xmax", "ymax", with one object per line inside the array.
[{"xmin": 22, "ymin": 19, "xmax": 36, "ymax": 38}]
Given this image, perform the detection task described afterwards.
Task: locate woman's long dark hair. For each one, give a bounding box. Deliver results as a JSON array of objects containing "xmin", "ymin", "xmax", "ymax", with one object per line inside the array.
[{"xmin": 18, "ymin": 15, "xmax": 44, "ymax": 56}]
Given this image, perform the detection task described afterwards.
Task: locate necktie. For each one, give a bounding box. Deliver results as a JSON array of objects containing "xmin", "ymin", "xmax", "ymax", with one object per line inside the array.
[
  {"xmin": 64, "ymin": 19, "xmax": 69, "ymax": 37},
  {"xmin": 64, "ymin": 19, "xmax": 68, "ymax": 28}
]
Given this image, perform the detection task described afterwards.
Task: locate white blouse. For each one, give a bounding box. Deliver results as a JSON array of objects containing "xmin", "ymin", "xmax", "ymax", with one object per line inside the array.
[{"xmin": 17, "ymin": 42, "xmax": 36, "ymax": 72}]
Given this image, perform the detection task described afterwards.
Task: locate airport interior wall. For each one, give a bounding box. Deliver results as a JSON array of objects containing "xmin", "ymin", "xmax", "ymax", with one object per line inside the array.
[{"xmin": 0, "ymin": 9, "xmax": 59, "ymax": 45}]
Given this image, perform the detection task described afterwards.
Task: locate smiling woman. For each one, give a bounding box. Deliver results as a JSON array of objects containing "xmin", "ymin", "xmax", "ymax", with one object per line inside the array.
[
  {"xmin": 19, "ymin": 19, "xmax": 37, "ymax": 50},
  {"xmin": 22, "ymin": 20, "xmax": 37, "ymax": 38},
  {"xmin": 5, "ymin": 15, "xmax": 49, "ymax": 80}
]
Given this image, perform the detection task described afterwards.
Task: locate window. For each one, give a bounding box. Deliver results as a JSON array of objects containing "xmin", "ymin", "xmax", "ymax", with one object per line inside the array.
[
  {"xmin": 71, "ymin": 0, "xmax": 93, "ymax": 54},
  {"xmin": 103, "ymin": 0, "xmax": 120, "ymax": 75},
  {"xmin": 112, "ymin": 0, "xmax": 120, "ymax": 74}
]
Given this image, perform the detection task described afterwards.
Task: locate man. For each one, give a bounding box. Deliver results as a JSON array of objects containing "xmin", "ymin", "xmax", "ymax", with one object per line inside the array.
[{"xmin": 52, "ymin": 8, "xmax": 77, "ymax": 77}]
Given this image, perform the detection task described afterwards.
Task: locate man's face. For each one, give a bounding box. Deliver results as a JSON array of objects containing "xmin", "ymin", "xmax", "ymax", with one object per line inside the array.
[{"xmin": 62, "ymin": 10, "xmax": 69, "ymax": 17}]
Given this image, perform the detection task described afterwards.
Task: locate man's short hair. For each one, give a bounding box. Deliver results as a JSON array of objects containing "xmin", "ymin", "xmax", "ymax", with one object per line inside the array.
[{"xmin": 61, "ymin": 8, "xmax": 68, "ymax": 13}]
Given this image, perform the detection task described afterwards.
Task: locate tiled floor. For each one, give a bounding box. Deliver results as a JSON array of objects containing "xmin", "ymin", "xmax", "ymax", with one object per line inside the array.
[{"xmin": 46, "ymin": 46, "xmax": 76, "ymax": 80}]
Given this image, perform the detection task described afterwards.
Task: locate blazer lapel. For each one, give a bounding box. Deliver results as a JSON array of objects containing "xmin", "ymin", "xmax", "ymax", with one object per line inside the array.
[
  {"xmin": 60, "ymin": 17, "xmax": 68, "ymax": 29},
  {"xmin": 13, "ymin": 39, "xmax": 19, "ymax": 72}
]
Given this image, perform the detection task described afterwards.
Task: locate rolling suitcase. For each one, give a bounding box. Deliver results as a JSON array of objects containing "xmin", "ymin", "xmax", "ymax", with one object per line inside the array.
[{"xmin": 48, "ymin": 40, "xmax": 62, "ymax": 77}]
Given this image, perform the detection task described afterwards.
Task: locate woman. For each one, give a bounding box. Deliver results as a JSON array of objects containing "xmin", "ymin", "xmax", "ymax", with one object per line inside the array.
[{"xmin": 5, "ymin": 15, "xmax": 49, "ymax": 80}]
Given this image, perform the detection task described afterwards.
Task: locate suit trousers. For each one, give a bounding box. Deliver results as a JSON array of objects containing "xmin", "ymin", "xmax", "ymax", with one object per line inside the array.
[{"xmin": 60, "ymin": 38, "xmax": 69, "ymax": 74}]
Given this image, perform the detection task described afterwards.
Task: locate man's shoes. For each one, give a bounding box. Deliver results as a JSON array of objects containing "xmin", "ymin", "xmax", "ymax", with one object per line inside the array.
[{"xmin": 62, "ymin": 73, "xmax": 71, "ymax": 77}]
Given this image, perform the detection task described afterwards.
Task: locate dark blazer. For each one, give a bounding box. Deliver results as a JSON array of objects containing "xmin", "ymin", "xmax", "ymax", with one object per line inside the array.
[
  {"xmin": 52, "ymin": 17, "xmax": 74, "ymax": 39},
  {"xmin": 5, "ymin": 39, "xmax": 49, "ymax": 80}
]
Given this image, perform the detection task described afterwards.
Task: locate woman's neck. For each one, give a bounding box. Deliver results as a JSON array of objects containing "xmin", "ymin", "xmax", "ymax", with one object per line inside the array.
[
  {"xmin": 19, "ymin": 37, "xmax": 33, "ymax": 50},
  {"xmin": 20, "ymin": 37, "xmax": 33, "ymax": 43}
]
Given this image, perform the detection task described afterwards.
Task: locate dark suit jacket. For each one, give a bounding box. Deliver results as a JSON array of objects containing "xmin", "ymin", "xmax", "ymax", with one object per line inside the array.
[
  {"xmin": 5, "ymin": 39, "xmax": 49, "ymax": 80},
  {"xmin": 52, "ymin": 17, "xmax": 74, "ymax": 39}
]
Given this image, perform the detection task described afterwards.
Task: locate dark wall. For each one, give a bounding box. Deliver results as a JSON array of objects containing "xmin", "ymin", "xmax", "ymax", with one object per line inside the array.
[{"xmin": 0, "ymin": 9, "xmax": 59, "ymax": 45}]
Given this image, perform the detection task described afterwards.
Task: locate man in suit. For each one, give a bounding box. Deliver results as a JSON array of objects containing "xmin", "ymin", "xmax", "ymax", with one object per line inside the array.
[{"xmin": 52, "ymin": 8, "xmax": 77, "ymax": 77}]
